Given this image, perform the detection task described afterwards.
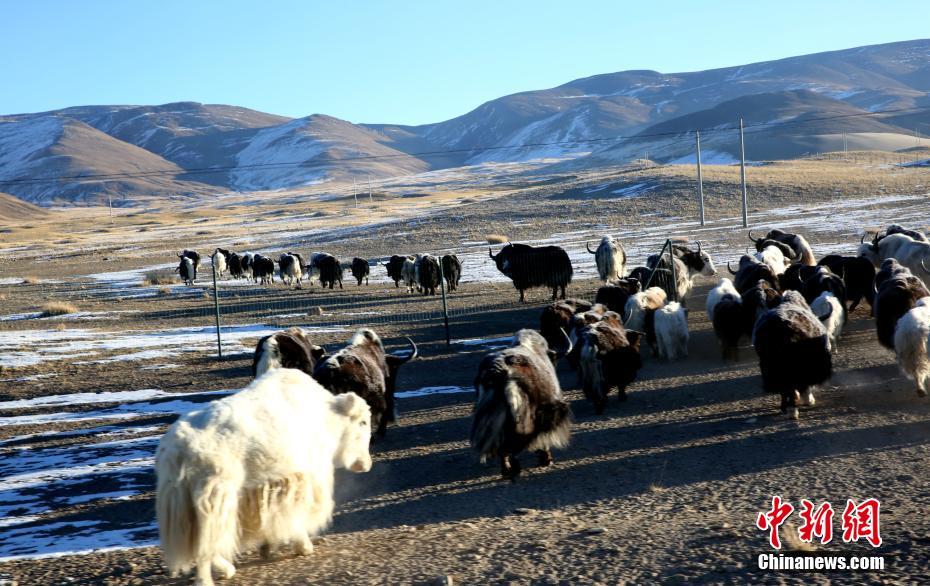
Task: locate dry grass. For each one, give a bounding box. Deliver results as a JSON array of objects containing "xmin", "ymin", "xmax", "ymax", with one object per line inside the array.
[
  {"xmin": 143, "ymin": 270, "xmax": 180, "ymax": 286},
  {"xmin": 486, "ymin": 234, "xmax": 510, "ymax": 244},
  {"xmin": 158, "ymin": 286, "xmax": 172, "ymax": 296},
  {"xmin": 22, "ymin": 276, "xmax": 40, "ymax": 285},
  {"xmin": 40, "ymin": 302, "xmax": 78, "ymax": 317},
  {"xmin": 647, "ymin": 483, "xmax": 666, "ymax": 493}
]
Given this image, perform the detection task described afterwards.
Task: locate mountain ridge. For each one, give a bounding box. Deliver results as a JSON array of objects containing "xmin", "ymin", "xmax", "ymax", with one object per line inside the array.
[{"xmin": 1, "ymin": 38, "xmax": 927, "ymax": 206}]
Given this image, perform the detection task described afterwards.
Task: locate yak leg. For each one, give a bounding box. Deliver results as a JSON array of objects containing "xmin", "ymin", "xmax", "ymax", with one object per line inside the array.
[
  {"xmin": 294, "ymin": 535, "xmax": 313, "ymax": 556},
  {"xmin": 519, "ymin": 289, "xmax": 526, "ymax": 303},
  {"xmin": 259, "ymin": 543, "xmax": 272, "ymax": 559},
  {"xmin": 501, "ymin": 454, "xmax": 522, "ymax": 481},
  {"xmin": 212, "ymin": 557, "xmax": 236, "ymax": 579},
  {"xmin": 801, "ymin": 386, "xmax": 816, "ymax": 407},
  {"xmin": 536, "ymin": 449, "xmax": 553, "ymax": 467},
  {"xmin": 847, "ymin": 296, "xmax": 861, "ymax": 312},
  {"xmin": 617, "ymin": 385, "xmax": 628, "ymax": 402},
  {"xmin": 781, "ymin": 390, "xmax": 801, "ymax": 418},
  {"xmin": 194, "ymin": 559, "xmax": 215, "ymax": 586}
]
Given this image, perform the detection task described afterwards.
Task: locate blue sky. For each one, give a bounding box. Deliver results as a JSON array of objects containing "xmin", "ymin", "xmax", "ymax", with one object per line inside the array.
[{"xmin": 2, "ymin": 1, "xmax": 926, "ymax": 125}]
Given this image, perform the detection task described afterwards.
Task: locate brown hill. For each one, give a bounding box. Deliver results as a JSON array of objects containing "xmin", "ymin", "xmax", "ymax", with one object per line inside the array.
[
  {"xmin": 0, "ymin": 191, "xmax": 48, "ymax": 222},
  {"xmin": 0, "ymin": 116, "xmax": 214, "ymax": 206}
]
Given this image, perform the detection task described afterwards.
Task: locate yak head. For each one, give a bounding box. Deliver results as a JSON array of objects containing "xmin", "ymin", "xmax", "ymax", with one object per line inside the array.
[
  {"xmin": 489, "ymin": 243, "xmax": 516, "ymax": 277},
  {"xmin": 857, "ymin": 231, "xmax": 882, "ymax": 266},
  {"xmin": 331, "ymin": 392, "xmax": 373, "ymax": 473},
  {"xmin": 675, "ymin": 241, "xmax": 717, "ymax": 277}
]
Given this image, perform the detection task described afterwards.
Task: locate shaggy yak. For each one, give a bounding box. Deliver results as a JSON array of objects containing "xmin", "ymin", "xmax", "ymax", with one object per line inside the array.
[
  {"xmin": 471, "ymin": 329, "xmax": 572, "ymax": 480},
  {"xmin": 155, "ymin": 369, "xmax": 372, "ymax": 586}
]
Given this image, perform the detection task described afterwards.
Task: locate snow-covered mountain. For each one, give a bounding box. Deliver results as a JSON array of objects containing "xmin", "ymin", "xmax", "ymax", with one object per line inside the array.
[
  {"xmin": 0, "ymin": 39, "xmax": 927, "ymax": 206},
  {"xmin": 229, "ymin": 115, "xmax": 429, "ymax": 191},
  {"xmin": 408, "ymin": 39, "xmax": 930, "ymax": 160},
  {"xmin": 0, "ymin": 115, "xmax": 212, "ymax": 205}
]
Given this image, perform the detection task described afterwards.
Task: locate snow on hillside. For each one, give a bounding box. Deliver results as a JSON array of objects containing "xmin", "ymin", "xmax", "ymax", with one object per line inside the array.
[
  {"xmin": 467, "ymin": 108, "xmax": 594, "ymax": 164},
  {"xmin": 0, "ymin": 117, "xmax": 63, "ymax": 181},
  {"xmin": 230, "ymin": 118, "xmax": 331, "ymax": 190}
]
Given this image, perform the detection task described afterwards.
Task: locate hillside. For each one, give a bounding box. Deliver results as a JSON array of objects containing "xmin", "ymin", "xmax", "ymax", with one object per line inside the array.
[
  {"xmin": 229, "ymin": 114, "xmax": 431, "ymax": 191},
  {"xmin": 0, "ymin": 191, "xmax": 48, "ymax": 222},
  {"xmin": 585, "ymin": 90, "xmax": 918, "ymax": 164},
  {"xmin": 0, "ymin": 116, "xmax": 214, "ymax": 205}
]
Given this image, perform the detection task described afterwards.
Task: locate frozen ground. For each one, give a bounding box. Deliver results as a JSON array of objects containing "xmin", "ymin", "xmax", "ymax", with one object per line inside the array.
[
  {"xmin": 0, "ymin": 383, "xmax": 472, "ymax": 559},
  {"xmin": 0, "ymin": 324, "xmax": 347, "ymax": 369}
]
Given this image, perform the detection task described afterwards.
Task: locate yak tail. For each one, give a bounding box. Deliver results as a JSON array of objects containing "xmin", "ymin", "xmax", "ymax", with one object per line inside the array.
[
  {"xmin": 528, "ymin": 400, "xmax": 571, "ymax": 452},
  {"xmin": 156, "ymin": 432, "xmax": 240, "ymax": 578},
  {"xmin": 470, "ymin": 377, "xmax": 511, "ymax": 462},
  {"xmin": 156, "ymin": 468, "xmax": 197, "ymax": 576},
  {"xmin": 894, "ymin": 314, "xmax": 930, "ymax": 394}
]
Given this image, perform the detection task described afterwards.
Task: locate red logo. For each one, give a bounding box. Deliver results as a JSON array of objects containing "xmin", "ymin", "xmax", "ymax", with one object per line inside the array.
[
  {"xmin": 758, "ymin": 497, "xmax": 882, "ymax": 549},
  {"xmin": 798, "ymin": 500, "xmax": 834, "ymax": 544},
  {"xmin": 841, "ymin": 498, "xmax": 882, "ymax": 547},
  {"xmin": 756, "ymin": 496, "xmax": 794, "ymax": 549}
]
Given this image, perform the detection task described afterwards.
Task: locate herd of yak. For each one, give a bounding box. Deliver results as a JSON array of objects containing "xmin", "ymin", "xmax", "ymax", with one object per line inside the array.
[
  {"xmin": 155, "ymin": 223, "xmax": 930, "ymax": 585},
  {"xmin": 173, "ymin": 248, "xmax": 463, "ymax": 294}
]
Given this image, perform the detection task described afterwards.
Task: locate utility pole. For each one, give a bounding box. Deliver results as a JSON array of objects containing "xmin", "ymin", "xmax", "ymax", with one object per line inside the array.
[
  {"xmin": 368, "ymin": 174, "xmax": 373, "ymax": 204},
  {"xmin": 739, "ymin": 117, "xmax": 749, "ymax": 229},
  {"xmin": 212, "ymin": 262, "xmax": 223, "ymax": 359},
  {"xmin": 843, "ymin": 132, "xmax": 848, "ymax": 160},
  {"xmin": 108, "ymin": 193, "xmax": 113, "ymax": 223},
  {"xmin": 917, "ymin": 127, "xmax": 921, "ymax": 165},
  {"xmin": 353, "ymin": 178, "xmax": 358, "ymax": 208},
  {"xmin": 696, "ymin": 130, "xmax": 705, "ymax": 226}
]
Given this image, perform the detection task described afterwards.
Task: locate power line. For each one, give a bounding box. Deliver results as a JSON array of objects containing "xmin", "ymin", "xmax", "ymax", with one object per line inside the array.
[{"xmin": 1, "ymin": 105, "xmax": 927, "ymax": 187}]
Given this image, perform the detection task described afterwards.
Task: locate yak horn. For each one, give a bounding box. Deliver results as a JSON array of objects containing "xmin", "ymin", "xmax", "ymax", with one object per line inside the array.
[
  {"xmin": 922, "ymin": 259, "xmax": 930, "ymax": 275},
  {"xmin": 488, "ymin": 247, "xmax": 495, "ymax": 259},
  {"xmin": 556, "ymin": 327, "xmax": 573, "ymax": 359},
  {"xmin": 696, "ymin": 240, "xmax": 703, "ymax": 254},
  {"xmin": 399, "ymin": 337, "xmax": 418, "ymax": 363},
  {"xmin": 586, "ymin": 241, "xmax": 596, "ymax": 254},
  {"xmin": 748, "ymin": 230, "xmax": 759, "ymax": 243},
  {"xmin": 728, "ymin": 261, "xmax": 737, "ymax": 275}
]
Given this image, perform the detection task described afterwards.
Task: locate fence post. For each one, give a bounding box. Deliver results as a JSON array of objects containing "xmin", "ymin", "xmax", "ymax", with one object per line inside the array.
[
  {"xmin": 212, "ymin": 262, "xmax": 223, "ymax": 359},
  {"xmin": 739, "ymin": 117, "xmax": 749, "ymax": 228},
  {"xmin": 643, "ymin": 238, "xmax": 678, "ymax": 301},
  {"xmin": 668, "ymin": 239, "xmax": 678, "ymax": 303},
  {"xmin": 696, "ymin": 130, "xmax": 705, "ymax": 226},
  {"xmin": 438, "ymin": 259, "xmax": 451, "ymax": 347}
]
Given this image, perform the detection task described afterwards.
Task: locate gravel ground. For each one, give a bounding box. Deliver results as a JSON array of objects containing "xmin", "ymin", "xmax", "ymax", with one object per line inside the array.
[{"xmin": 1, "ymin": 169, "xmax": 928, "ymax": 584}]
